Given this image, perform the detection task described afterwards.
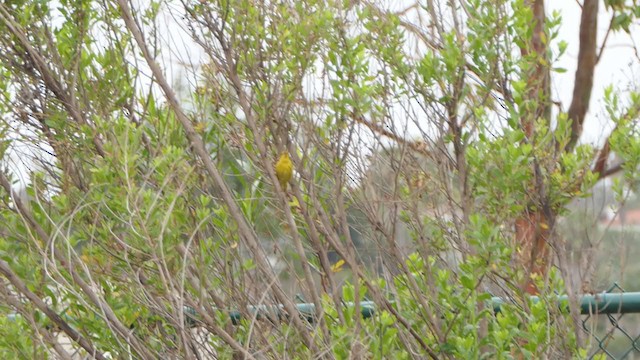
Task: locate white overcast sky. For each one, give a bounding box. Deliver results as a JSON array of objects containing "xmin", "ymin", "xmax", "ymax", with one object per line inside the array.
[
  {"xmin": 551, "ymin": 1, "xmax": 638, "ymax": 146},
  {"xmin": 6, "ymin": 2, "xmax": 639, "ymax": 185},
  {"xmin": 165, "ymin": 1, "xmax": 638, "ymax": 146}
]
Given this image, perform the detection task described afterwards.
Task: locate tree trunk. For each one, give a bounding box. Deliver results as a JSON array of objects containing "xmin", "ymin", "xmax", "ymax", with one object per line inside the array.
[
  {"xmin": 515, "ymin": 211, "xmax": 551, "ymax": 294},
  {"xmin": 517, "ymin": 0, "xmax": 551, "ymax": 295}
]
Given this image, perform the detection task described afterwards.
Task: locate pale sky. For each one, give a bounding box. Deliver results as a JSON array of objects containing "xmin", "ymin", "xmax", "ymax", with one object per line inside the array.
[
  {"xmin": 137, "ymin": 1, "xmax": 640, "ymax": 149},
  {"xmin": 5, "ymin": 2, "xmax": 638, "ymax": 185},
  {"xmin": 551, "ymin": 1, "xmax": 638, "ymax": 146}
]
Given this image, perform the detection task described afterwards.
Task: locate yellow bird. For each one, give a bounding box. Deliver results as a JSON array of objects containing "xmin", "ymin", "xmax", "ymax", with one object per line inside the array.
[
  {"xmin": 330, "ymin": 259, "xmax": 345, "ymax": 273},
  {"xmin": 275, "ymin": 151, "xmax": 293, "ymax": 191}
]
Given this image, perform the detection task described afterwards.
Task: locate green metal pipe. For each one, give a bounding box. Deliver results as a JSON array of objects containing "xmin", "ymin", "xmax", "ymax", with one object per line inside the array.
[
  {"xmin": 8, "ymin": 292, "xmax": 640, "ymax": 327},
  {"xmin": 224, "ymin": 292, "xmax": 640, "ymax": 325},
  {"xmin": 226, "ymin": 301, "xmax": 377, "ymax": 325},
  {"xmin": 490, "ymin": 292, "xmax": 640, "ymax": 315},
  {"xmin": 577, "ymin": 292, "xmax": 640, "ymax": 314}
]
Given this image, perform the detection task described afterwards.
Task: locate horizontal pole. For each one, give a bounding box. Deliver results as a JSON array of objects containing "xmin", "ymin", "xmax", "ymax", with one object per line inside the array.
[
  {"xmin": 224, "ymin": 302, "xmax": 377, "ymax": 325},
  {"xmin": 9, "ymin": 292, "xmax": 640, "ymax": 327},
  {"xmin": 491, "ymin": 292, "xmax": 640, "ymax": 315},
  {"xmin": 577, "ymin": 292, "xmax": 640, "ymax": 314},
  {"xmin": 224, "ymin": 292, "xmax": 640, "ymax": 325}
]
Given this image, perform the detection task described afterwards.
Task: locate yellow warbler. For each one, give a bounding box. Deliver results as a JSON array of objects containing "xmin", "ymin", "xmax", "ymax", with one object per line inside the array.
[
  {"xmin": 275, "ymin": 151, "xmax": 293, "ymax": 191},
  {"xmin": 330, "ymin": 259, "xmax": 345, "ymax": 273}
]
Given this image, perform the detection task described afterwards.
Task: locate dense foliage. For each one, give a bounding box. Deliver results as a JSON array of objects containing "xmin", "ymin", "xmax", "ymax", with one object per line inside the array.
[{"xmin": 1, "ymin": 0, "xmax": 640, "ymax": 358}]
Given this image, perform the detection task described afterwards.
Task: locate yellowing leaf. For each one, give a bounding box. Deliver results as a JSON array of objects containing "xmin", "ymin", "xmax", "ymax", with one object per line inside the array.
[
  {"xmin": 289, "ymin": 197, "xmax": 300, "ymax": 209},
  {"xmin": 193, "ymin": 122, "xmax": 206, "ymax": 133}
]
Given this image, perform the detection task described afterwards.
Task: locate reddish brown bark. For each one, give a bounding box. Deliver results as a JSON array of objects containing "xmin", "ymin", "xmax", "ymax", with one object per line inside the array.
[
  {"xmin": 567, "ymin": 0, "xmax": 599, "ymax": 151},
  {"xmin": 516, "ymin": 0, "xmax": 551, "ymax": 295},
  {"xmin": 515, "ymin": 212, "xmax": 551, "ymax": 294},
  {"xmin": 515, "ymin": 0, "xmax": 600, "ymax": 295},
  {"xmin": 519, "ymin": 0, "xmax": 549, "ymax": 137}
]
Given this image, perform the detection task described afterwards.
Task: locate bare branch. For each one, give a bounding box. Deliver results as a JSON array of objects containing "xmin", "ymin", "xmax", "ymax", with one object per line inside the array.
[
  {"xmin": 566, "ymin": 0, "xmax": 599, "ymax": 151},
  {"xmin": 596, "ymin": 13, "xmax": 615, "ymax": 63},
  {"xmin": 0, "ymin": 171, "xmax": 157, "ymax": 360},
  {"xmin": 115, "ymin": 0, "xmax": 319, "ymax": 351},
  {"xmin": 0, "ymin": 4, "xmax": 106, "ymax": 159},
  {"xmin": 0, "ymin": 261, "xmax": 107, "ymax": 360}
]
